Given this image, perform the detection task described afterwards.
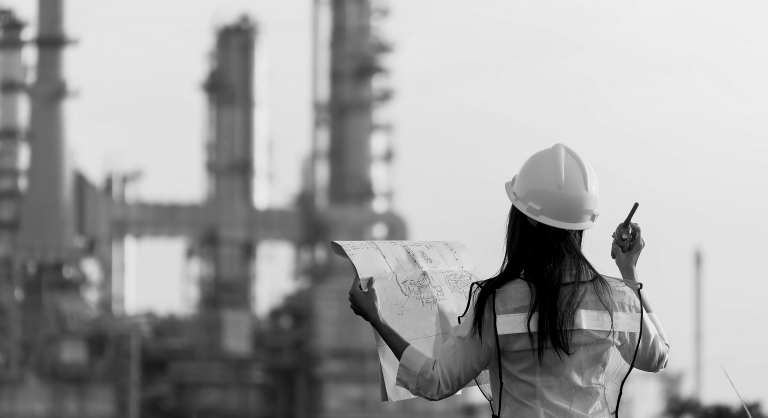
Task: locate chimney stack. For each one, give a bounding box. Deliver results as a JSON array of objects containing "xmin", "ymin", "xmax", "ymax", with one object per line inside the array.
[{"xmin": 17, "ymin": 0, "xmax": 76, "ymax": 261}]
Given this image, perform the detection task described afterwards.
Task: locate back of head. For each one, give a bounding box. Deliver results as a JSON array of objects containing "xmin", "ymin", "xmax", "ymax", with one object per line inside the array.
[{"xmin": 472, "ymin": 144, "xmax": 611, "ymax": 361}]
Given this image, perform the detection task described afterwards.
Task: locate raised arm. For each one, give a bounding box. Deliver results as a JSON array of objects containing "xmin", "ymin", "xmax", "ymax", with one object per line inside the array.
[
  {"xmin": 632, "ymin": 284, "xmax": 670, "ymax": 372},
  {"xmin": 611, "ymin": 223, "xmax": 670, "ymax": 372}
]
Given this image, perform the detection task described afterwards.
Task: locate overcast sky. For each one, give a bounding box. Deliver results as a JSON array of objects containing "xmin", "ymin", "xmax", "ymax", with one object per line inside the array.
[{"xmin": 3, "ymin": 0, "xmax": 767, "ymax": 408}]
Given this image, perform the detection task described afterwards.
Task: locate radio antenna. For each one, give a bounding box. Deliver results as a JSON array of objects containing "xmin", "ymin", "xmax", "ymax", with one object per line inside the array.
[{"xmin": 622, "ymin": 202, "xmax": 639, "ymax": 228}]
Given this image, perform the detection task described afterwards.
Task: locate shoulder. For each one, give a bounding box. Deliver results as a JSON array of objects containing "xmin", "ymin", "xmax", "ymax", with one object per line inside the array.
[
  {"xmin": 601, "ymin": 275, "xmax": 625, "ymax": 286},
  {"xmin": 597, "ymin": 274, "xmax": 641, "ymax": 303},
  {"xmin": 465, "ymin": 278, "xmax": 530, "ymax": 313},
  {"xmin": 493, "ymin": 278, "xmax": 531, "ymax": 311},
  {"xmin": 600, "ymin": 274, "xmax": 642, "ymax": 290},
  {"xmin": 495, "ymin": 277, "xmax": 530, "ymax": 294}
]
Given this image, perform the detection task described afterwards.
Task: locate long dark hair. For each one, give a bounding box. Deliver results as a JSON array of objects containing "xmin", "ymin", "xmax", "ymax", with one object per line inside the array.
[{"xmin": 471, "ymin": 205, "xmax": 613, "ymax": 361}]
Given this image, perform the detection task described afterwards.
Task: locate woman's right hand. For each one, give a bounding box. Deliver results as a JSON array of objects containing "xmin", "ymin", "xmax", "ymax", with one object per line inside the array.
[{"xmin": 612, "ymin": 222, "xmax": 644, "ymax": 280}]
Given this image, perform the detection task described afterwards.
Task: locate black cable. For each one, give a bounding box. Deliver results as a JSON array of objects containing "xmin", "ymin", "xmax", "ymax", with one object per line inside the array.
[
  {"xmin": 616, "ymin": 282, "xmax": 644, "ymax": 417},
  {"xmin": 491, "ymin": 291, "xmax": 503, "ymax": 418}
]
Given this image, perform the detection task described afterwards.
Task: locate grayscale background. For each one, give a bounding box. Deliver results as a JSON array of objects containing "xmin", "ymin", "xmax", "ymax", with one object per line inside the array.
[{"xmin": 0, "ymin": 1, "xmax": 765, "ymax": 417}]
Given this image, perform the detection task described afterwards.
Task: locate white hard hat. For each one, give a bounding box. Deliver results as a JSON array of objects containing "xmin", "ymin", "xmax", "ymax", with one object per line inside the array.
[{"xmin": 505, "ymin": 143, "xmax": 600, "ymax": 230}]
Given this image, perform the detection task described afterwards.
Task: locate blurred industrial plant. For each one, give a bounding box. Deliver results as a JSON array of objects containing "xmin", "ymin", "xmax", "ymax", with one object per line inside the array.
[{"xmin": 0, "ymin": 0, "xmax": 484, "ymax": 417}]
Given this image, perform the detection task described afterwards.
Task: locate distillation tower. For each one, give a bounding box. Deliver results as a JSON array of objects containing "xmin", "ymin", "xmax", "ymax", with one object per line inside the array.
[
  {"xmin": 0, "ymin": 1, "xmax": 481, "ymax": 416},
  {"xmin": 196, "ymin": 16, "xmax": 257, "ymax": 359},
  {"xmin": 0, "ymin": 8, "xmax": 25, "ymax": 380},
  {"xmin": 17, "ymin": 0, "xmax": 76, "ymax": 260},
  {"xmin": 265, "ymin": 1, "xmax": 476, "ymax": 417},
  {"xmin": 1, "ymin": 2, "xmax": 124, "ymax": 417}
]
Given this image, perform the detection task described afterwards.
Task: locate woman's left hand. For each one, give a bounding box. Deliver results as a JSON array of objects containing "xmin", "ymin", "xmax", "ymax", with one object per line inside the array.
[{"xmin": 348, "ymin": 275, "xmax": 382, "ymax": 324}]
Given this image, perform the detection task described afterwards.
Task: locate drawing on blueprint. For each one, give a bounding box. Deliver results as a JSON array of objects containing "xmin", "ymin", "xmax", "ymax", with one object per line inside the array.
[
  {"xmin": 445, "ymin": 271, "xmax": 474, "ymax": 292},
  {"xmin": 389, "ymin": 270, "xmax": 477, "ymax": 316},
  {"xmin": 330, "ymin": 240, "xmax": 486, "ymax": 402}
]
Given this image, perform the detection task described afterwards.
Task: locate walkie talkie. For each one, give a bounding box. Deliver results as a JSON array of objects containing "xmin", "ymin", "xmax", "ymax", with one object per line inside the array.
[{"xmin": 611, "ymin": 202, "xmax": 639, "ymax": 260}]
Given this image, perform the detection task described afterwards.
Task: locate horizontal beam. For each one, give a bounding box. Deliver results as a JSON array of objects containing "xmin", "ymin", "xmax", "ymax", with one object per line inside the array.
[
  {"xmin": 77, "ymin": 173, "xmax": 303, "ymax": 242},
  {"xmin": 114, "ymin": 203, "xmax": 303, "ymax": 242},
  {"xmin": 112, "ymin": 202, "xmax": 208, "ymax": 238}
]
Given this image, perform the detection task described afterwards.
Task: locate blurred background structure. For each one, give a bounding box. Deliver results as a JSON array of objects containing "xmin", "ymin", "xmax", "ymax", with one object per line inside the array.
[
  {"xmin": 0, "ymin": 0, "xmax": 766, "ymax": 417},
  {"xmin": 0, "ymin": 0, "xmax": 482, "ymax": 417}
]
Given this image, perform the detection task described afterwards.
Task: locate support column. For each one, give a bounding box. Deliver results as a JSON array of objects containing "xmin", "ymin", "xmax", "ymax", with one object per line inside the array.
[
  {"xmin": 199, "ymin": 16, "xmax": 257, "ymax": 357},
  {"xmin": 694, "ymin": 249, "xmax": 702, "ymax": 401}
]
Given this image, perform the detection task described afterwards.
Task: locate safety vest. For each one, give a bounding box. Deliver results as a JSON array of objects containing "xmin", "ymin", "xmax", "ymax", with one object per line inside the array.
[{"xmin": 468, "ymin": 276, "xmax": 644, "ymax": 418}]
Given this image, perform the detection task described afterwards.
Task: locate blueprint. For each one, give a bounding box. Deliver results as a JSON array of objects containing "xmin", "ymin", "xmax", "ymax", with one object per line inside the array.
[{"xmin": 331, "ymin": 241, "xmax": 487, "ymax": 402}]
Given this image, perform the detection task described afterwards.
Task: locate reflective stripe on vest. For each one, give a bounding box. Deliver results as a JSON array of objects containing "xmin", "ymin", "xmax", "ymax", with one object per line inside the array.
[{"xmin": 496, "ymin": 309, "xmax": 640, "ymax": 335}]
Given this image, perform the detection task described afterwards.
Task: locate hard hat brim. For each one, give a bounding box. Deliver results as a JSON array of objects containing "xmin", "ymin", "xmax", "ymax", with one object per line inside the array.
[
  {"xmin": 507, "ymin": 179, "xmax": 599, "ymax": 230},
  {"xmin": 511, "ymin": 199, "xmax": 598, "ymax": 230}
]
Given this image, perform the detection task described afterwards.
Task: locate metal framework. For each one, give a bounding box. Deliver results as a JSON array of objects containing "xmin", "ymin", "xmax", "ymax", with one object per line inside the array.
[{"xmin": 0, "ymin": 1, "xmax": 479, "ymax": 416}]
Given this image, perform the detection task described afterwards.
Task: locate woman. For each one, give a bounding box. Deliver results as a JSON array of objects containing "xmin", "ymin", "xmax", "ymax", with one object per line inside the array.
[{"xmin": 348, "ymin": 144, "xmax": 670, "ymax": 417}]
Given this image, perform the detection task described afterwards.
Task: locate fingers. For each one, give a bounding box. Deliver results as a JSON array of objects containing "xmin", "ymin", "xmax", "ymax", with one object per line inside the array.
[
  {"xmin": 348, "ymin": 276, "xmax": 374, "ymax": 303},
  {"xmin": 350, "ymin": 276, "xmax": 375, "ymax": 293},
  {"xmin": 612, "ymin": 242, "xmax": 627, "ymax": 261},
  {"xmin": 348, "ymin": 276, "xmax": 375, "ymax": 320},
  {"xmin": 629, "ymin": 223, "xmax": 644, "ymax": 253},
  {"xmin": 349, "ymin": 275, "xmax": 361, "ymax": 295}
]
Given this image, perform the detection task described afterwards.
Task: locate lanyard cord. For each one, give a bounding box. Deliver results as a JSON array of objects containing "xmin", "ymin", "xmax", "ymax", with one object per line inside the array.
[
  {"xmin": 458, "ymin": 282, "xmax": 499, "ymax": 417},
  {"xmin": 615, "ymin": 282, "xmax": 644, "ymax": 417},
  {"xmin": 491, "ymin": 290, "xmax": 503, "ymax": 418},
  {"xmin": 457, "ymin": 281, "xmax": 503, "ymax": 418}
]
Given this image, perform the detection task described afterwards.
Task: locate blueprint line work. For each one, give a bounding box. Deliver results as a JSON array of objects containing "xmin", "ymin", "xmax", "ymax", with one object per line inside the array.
[{"xmin": 332, "ymin": 241, "xmax": 486, "ymax": 401}]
